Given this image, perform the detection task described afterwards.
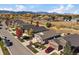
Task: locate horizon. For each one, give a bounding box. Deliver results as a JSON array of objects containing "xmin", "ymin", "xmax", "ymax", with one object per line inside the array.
[{"xmin": 0, "ymin": 4, "xmax": 79, "ymax": 14}]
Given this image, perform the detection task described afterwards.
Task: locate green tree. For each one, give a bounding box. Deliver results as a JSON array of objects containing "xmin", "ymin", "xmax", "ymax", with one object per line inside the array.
[
  {"xmin": 63, "ymin": 42, "xmax": 73, "ymax": 55},
  {"xmin": 46, "ymin": 22, "xmax": 52, "ymax": 28},
  {"xmin": 27, "ymin": 28, "xmax": 34, "ymax": 37}
]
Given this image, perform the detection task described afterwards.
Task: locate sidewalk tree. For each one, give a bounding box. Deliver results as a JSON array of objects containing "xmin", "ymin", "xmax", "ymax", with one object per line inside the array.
[{"xmin": 16, "ymin": 27, "xmax": 23, "ymax": 38}]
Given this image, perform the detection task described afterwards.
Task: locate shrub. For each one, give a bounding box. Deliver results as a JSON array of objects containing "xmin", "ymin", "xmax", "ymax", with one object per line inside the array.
[
  {"xmin": 22, "ymin": 36, "xmax": 30, "ymax": 40},
  {"xmin": 46, "ymin": 22, "xmax": 52, "ymax": 28}
]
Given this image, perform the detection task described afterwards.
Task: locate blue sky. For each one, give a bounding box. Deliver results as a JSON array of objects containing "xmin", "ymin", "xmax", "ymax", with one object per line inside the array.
[{"xmin": 0, "ymin": 4, "xmax": 79, "ymax": 14}]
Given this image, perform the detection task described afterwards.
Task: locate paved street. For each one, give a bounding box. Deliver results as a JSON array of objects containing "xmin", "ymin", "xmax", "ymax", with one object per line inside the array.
[{"xmin": 0, "ymin": 20, "xmax": 33, "ymax": 55}]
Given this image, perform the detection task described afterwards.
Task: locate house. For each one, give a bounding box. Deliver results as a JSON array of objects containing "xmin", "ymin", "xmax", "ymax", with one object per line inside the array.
[
  {"xmin": 12, "ymin": 19, "xmax": 48, "ymax": 33},
  {"xmin": 46, "ymin": 37, "xmax": 67, "ymax": 51},
  {"xmin": 63, "ymin": 34, "xmax": 79, "ymax": 47},
  {"xmin": 32, "ymin": 30, "xmax": 62, "ymax": 44}
]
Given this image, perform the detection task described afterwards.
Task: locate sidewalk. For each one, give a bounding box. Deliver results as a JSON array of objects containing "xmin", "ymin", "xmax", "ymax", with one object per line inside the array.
[{"xmin": 0, "ymin": 46, "xmax": 3, "ymax": 55}]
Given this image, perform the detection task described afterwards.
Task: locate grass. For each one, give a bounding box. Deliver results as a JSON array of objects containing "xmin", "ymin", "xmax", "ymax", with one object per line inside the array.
[
  {"xmin": 27, "ymin": 45, "xmax": 38, "ymax": 53},
  {"xmin": 0, "ymin": 40, "xmax": 10, "ymax": 55},
  {"xmin": 40, "ymin": 45, "xmax": 46, "ymax": 50},
  {"xmin": 19, "ymin": 39, "xmax": 25, "ymax": 42},
  {"xmin": 12, "ymin": 33, "xmax": 16, "ymax": 36},
  {"xmin": 33, "ymin": 42, "xmax": 46, "ymax": 50},
  {"xmin": 1, "ymin": 47, "xmax": 10, "ymax": 55},
  {"xmin": 51, "ymin": 52, "xmax": 58, "ymax": 55}
]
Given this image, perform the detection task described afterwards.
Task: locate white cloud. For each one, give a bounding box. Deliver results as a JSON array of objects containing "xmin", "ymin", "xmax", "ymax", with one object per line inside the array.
[
  {"xmin": 48, "ymin": 4, "xmax": 76, "ymax": 14},
  {"xmin": 65, "ymin": 4, "xmax": 75, "ymax": 11},
  {"xmin": 15, "ymin": 5, "xmax": 26, "ymax": 11},
  {"xmin": 48, "ymin": 5, "xmax": 65, "ymax": 13},
  {"xmin": 0, "ymin": 5, "xmax": 27, "ymax": 11},
  {"xmin": 0, "ymin": 7, "xmax": 12, "ymax": 11}
]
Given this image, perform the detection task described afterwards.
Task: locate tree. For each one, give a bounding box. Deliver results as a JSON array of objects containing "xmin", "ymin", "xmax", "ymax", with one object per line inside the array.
[
  {"xmin": 27, "ymin": 28, "xmax": 34, "ymax": 37},
  {"xmin": 16, "ymin": 27, "xmax": 23, "ymax": 38},
  {"xmin": 36, "ymin": 21, "xmax": 39, "ymax": 27},
  {"xmin": 46, "ymin": 22, "xmax": 52, "ymax": 28},
  {"xmin": 63, "ymin": 42, "xmax": 73, "ymax": 55},
  {"xmin": 30, "ymin": 20, "xmax": 33, "ymax": 24},
  {"xmin": 68, "ymin": 16, "xmax": 72, "ymax": 21}
]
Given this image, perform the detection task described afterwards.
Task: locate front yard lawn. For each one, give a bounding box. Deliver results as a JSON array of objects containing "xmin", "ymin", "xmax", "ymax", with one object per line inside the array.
[
  {"xmin": 51, "ymin": 52, "xmax": 58, "ymax": 55},
  {"xmin": 33, "ymin": 42, "xmax": 46, "ymax": 50},
  {"xmin": 11, "ymin": 33, "xmax": 16, "ymax": 36},
  {"xmin": 1, "ymin": 46, "xmax": 10, "ymax": 55},
  {"xmin": 19, "ymin": 39, "xmax": 25, "ymax": 42},
  {"xmin": 27, "ymin": 45, "xmax": 38, "ymax": 53},
  {"xmin": 0, "ymin": 39, "xmax": 10, "ymax": 55}
]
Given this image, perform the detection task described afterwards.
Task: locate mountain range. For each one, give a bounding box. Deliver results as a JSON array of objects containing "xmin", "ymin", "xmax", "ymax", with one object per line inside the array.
[
  {"xmin": 0, "ymin": 10, "xmax": 60, "ymax": 14},
  {"xmin": 0, "ymin": 10, "xmax": 76, "ymax": 15}
]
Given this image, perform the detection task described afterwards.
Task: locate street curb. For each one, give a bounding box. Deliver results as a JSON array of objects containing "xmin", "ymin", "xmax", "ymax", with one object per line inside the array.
[
  {"xmin": 6, "ymin": 47, "xmax": 12, "ymax": 55},
  {"xmin": 7, "ymin": 29, "xmax": 35, "ymax": 55}
]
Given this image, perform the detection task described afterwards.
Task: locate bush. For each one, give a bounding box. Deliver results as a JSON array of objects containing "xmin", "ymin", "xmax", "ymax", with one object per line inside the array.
[
  {"xmin": 19, "ymin": 39, "xmax": 24, "ymax": 42},
  {"xmin": 46, "ymin": 22, "xmax": 52, "ymax": 28},
  {"xmin": 22, "ymin": 36, "xmax": 30, "ymax": 40}
]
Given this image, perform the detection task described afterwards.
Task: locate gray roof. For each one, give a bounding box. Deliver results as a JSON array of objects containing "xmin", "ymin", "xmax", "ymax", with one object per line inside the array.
[
  {"xmin": 63, "ymin": 34, "xmax": 79, "ymax": 47},
  {"xmin": 23, "ymin": 24, "xmax": 48, "ymax": 32},
  {"xmin": 35, "ymin": 30, "xmax": 61, "ymax": 40},
  {"xmin": 54, "ymin": 38, "xmax": 67, "ymax": 47},
  {"xmin": 13, "ymin": 20, "xmax": 48, "ymax": 33}
]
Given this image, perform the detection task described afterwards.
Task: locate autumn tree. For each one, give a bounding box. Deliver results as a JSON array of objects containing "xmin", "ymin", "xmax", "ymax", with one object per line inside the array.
[{"xmin": 16, "ymin": 27, "xmax": 23, "ymax": 38}]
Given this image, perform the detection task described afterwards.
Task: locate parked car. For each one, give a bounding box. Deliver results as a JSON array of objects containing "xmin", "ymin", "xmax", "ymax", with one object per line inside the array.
[
  {"xmin": 0, "ymin": 27, "xmax": 2, "ymax": 29},
  {"xmin": 45, "ymin": 46, "xmax": 54, "ymax": 53},
  {"xmin": 5, "ymin": 40, "xmax": 13, "ymax": 47},
  {"xmin": 4, "ymin": 37, "xmax": 13, "ymax": 47}
]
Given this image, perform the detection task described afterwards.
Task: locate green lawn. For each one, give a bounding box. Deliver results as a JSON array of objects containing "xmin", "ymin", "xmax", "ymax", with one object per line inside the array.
[
  {"xmin": 1, "ymin": 46, "xmax": 10, "ymax": 55},
  {"xmin": 33, "ymin": 42, "xmax": 46, "ymax": 50},
  {"xmin": 27, "ymin": 45, "xmax": 38, "ymax": 54},
  {"xmin": 51, "ymin": 52, "xmax": 58, "ymax": 55},
  {"xmin": 0, "ymin": 39, "xmax": 10, "ymax": 55},
  {"xmin": 11, "ymin": 33, "xmax": 16, "ymax": 36}
]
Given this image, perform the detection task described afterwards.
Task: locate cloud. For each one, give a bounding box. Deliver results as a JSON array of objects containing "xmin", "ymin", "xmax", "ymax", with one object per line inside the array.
[
  {"xmin": 0, "ymin": 5, "xmax": 27, "ymax": 11},
  {"xmin": 48, "ymin": 5, "xmax": 65, "ymax": 13},
  {"xmin": 65, "ymin": 4, "xmax": 74, "ymax": 10},
  {"xmin": 48, "ymin": 4, "xmax": 76, "ymax": 14},
  {"xmin": 0, "ymin": 7, "xmax": 12, "ymax": 11},
  {"xmin": 15, "ymin": 5, "xmax": 26, "ymax": 11}
]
